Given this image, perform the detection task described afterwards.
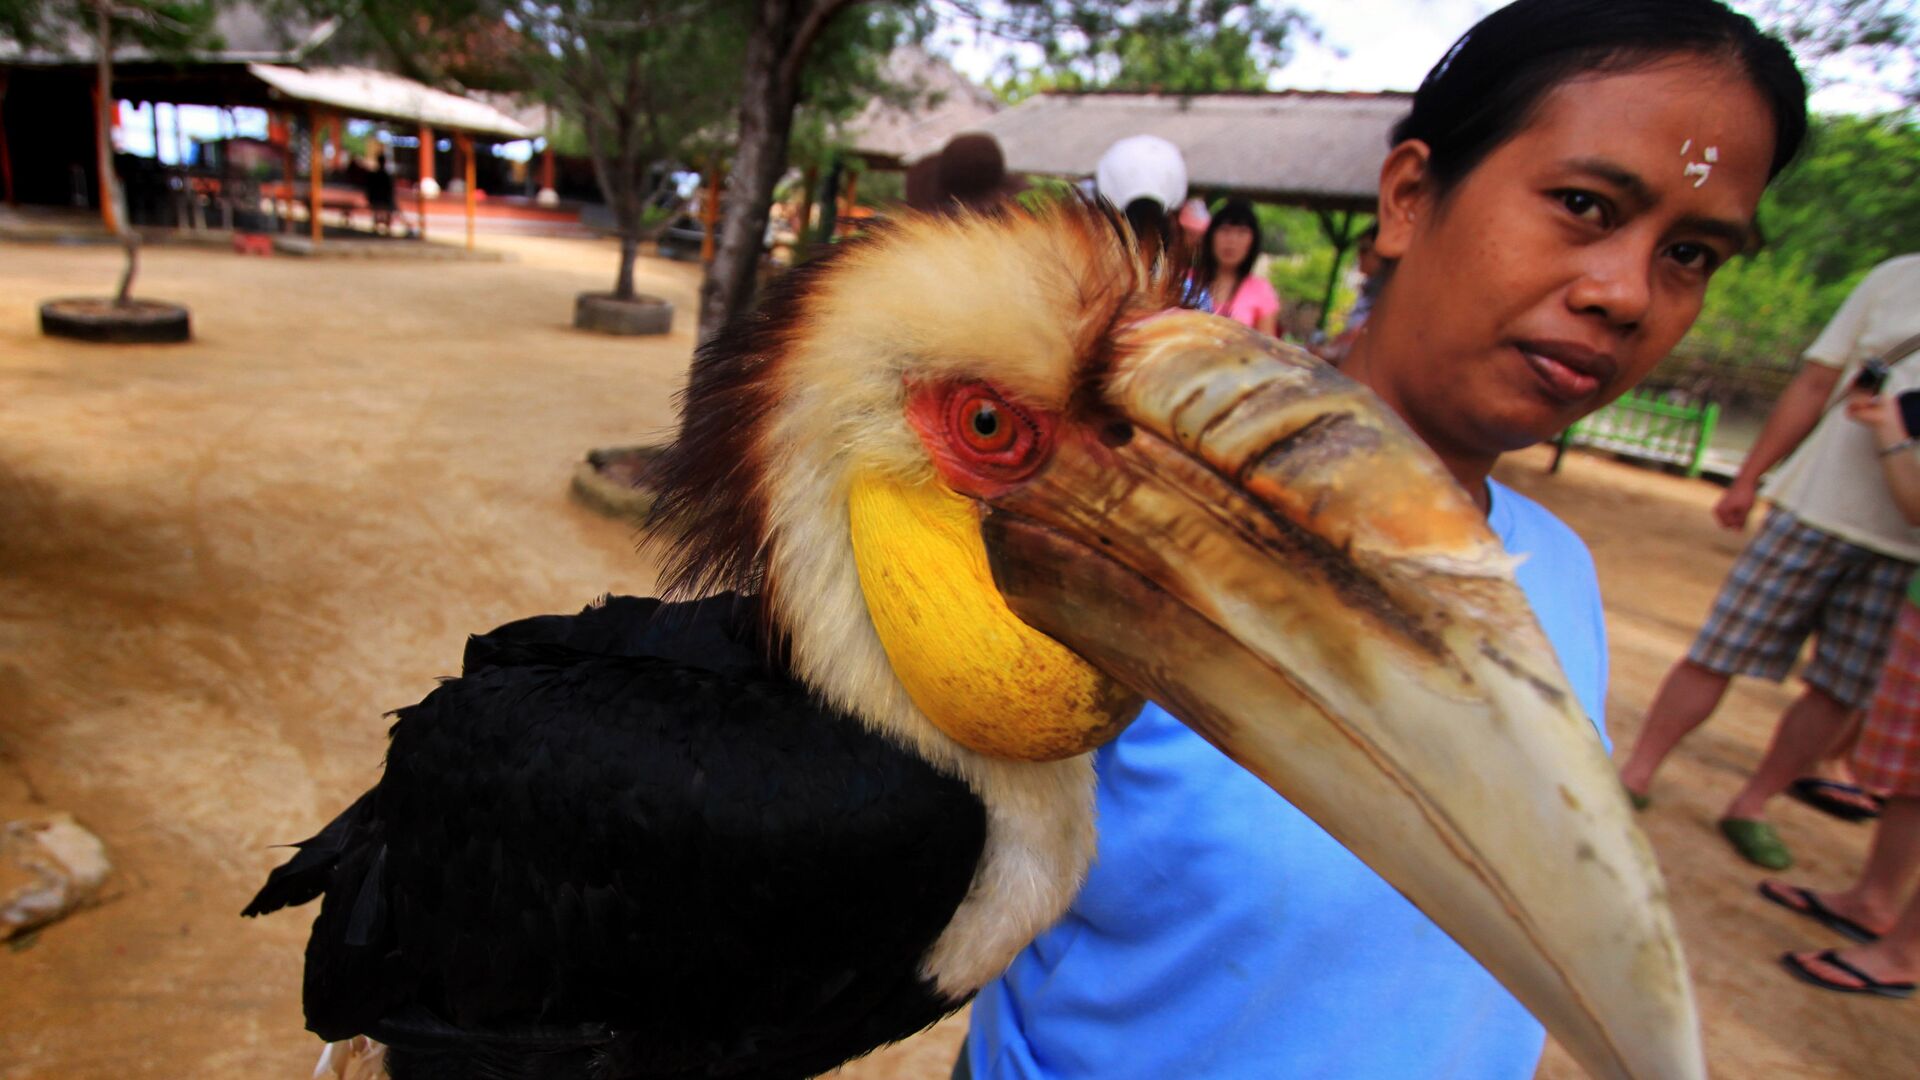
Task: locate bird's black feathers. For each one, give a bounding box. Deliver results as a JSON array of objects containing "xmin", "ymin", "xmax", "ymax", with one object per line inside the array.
[{"xmin": 247, "ymin": 594, "xmax": 988, "ymax": 1079}]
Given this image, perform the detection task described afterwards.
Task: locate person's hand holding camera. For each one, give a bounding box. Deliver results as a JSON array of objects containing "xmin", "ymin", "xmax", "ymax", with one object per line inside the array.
[{"xmin": 1847, "ymin": 387, "xmax": 1919, "ymax": 457}]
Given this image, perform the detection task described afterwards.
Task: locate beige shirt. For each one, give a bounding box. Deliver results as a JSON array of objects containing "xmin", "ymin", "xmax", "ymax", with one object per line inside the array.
[{"xmin": 1764, "ymin": 254, "xmax": 1920, "ymax": 563}]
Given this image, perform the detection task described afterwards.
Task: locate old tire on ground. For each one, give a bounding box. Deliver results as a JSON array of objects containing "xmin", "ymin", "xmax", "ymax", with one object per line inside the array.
[
  {"xmin": 573, "ymin": 292, "xmax": 673, "ymax": 336},
  {"xmin": 40, "ymin": 298, "xmax": 191, "ymax": 344},
  {"xmin": 570, "ymin": 445, "xmax": 671, "ymax": 524}
]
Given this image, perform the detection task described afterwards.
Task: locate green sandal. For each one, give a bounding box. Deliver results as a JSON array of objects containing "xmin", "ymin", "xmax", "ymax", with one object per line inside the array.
[{"xmin": 1721, "ymin": 818, "xmax": 1793, "ymax": 870}]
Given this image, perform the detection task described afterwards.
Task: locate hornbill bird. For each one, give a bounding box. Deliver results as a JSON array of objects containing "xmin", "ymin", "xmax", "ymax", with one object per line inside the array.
[{"xmin": 246, "ymin": 201, "xmax": 1703, "ymax": 1080}]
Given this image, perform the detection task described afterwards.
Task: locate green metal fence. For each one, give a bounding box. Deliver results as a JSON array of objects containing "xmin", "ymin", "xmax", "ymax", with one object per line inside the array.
[{"xmin": 1553, "ymin": 390, "xmax": 1720, "ymax": 478}]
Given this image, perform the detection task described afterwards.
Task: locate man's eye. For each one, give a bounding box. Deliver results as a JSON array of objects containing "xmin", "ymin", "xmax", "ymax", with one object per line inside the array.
[{"xmin": 1557, "ymin": 191, "xmax": 1608, "ymax": 226}]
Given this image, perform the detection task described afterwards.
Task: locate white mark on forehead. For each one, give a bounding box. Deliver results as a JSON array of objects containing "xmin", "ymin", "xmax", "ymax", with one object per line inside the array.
[
  {"xmin": 1680, "ymin": 139, "xmax": 1692, "ymax": 155},
  {"xmin": 1682, "ymin": 145, "xmax": 1719, "ymax": 188}
]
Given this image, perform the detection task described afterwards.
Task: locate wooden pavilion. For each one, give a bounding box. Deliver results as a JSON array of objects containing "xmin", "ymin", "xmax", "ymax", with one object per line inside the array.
[{"xmin": 1, "ymin": 10, "xmax": 534, "ymax": 250}]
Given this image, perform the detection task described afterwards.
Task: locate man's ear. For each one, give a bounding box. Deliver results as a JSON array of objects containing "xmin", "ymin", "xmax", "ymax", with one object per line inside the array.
[{"xmin": 1374, "ymin": 141, "xmax": 1435, "ymax": 261}]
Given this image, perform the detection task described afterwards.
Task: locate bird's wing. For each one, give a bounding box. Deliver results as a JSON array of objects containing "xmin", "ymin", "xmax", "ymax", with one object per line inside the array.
[{"xmin": 255, "ymin": 599, "xmax": 987, "ymax": 1079}]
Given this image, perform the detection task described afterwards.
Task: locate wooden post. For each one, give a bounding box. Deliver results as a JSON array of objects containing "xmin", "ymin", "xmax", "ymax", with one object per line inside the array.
[
  {"xmin": 309, "ymin": 111, "xmax": 324, "ymax": 244},
  {"xmin": 540, "ymin": 146, "xmax": 555, "ymax": 191},
  {"xmin": 701, "ymin": 166, "xmax": 723, "ymax": 264},
  {"xmin": 417, "ymin": 125, "xmax": 432, "ymax": 240},
  {"xmin": 842, "ymin": 170, "xmax": 858, "ymax": 221},
  {"xmin": 149, "ymin": 100, "xmax": 161, "ymax": 162},
  {"xmin": 459, "ymin": 133, "xmax": 476, "ymax": 251}
]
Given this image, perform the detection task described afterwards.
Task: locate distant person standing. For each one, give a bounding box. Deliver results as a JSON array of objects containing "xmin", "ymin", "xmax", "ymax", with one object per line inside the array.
[
  {"xmin": 1620, "ymin": 253, "xmax": 1920, "ymax": 870},
  {"xmin": 1770, "ymin": 383, "xmax": 1920, "ymax": 1000},
  {"xmin": 1093, "ymin": 134, "xmax": 1189, "ymax": 271},
  {"xmin": 1194, "ymin": 197, "xmax": 1279, "ymax": 335},
  {"xmin": 906, "ymin": 133, "xmax": 1024, "ymax": 216}
]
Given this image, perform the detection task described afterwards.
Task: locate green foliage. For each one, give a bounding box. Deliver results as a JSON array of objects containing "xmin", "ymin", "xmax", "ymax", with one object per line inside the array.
[
  {"xmin": 1759, "ymin": 113, "xmax": 1920, "ymax": 286},
  {"xmin": 1255, "ymin": 203, "xmax": 1368, "ymax": 333},
  {"xmin": 787, "ymin": 5, "xmax": 917, "ymax": 173},
  {"xmin": 976, "ymin": 1, "xmax": 1312, "ymax": 101},
  {"xmin": 1676, "ymin": 250, "xmax": 1859, "ymax": 369},
  {"xmin": 0, "ymin": 0, "xmax": 221, "ymax": 56}
]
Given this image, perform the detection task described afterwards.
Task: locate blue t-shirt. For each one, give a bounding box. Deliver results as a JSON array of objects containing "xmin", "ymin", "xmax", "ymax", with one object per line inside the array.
[{"xmin": 967, "ymin": 478, "xmax": 1609, "ymax": 1080}]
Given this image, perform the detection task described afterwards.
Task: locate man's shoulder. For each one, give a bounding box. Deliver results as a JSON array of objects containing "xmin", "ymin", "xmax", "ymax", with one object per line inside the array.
[{"xmin": 1859, "ymin": 253, "xmax": 1920, "ymax": 294}]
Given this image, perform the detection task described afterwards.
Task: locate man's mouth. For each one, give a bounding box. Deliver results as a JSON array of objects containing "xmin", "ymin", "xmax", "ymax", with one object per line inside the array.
[{"xmin": 1516, "ymin": 341, "xmax": 1617, "ymax": 405}]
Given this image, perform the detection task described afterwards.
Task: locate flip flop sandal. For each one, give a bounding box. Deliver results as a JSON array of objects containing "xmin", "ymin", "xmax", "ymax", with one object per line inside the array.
[
  {"xmin": 1720, "ymin": 818, "xmax": 1792, "ymax": 870},
  {"xmin": 1781, "ymin": 950, "xmax": 1916, "ymax": 1000},
  {"xmin": 1787, "ymin": 778, "xmax": 1883, "ymax": 823},
  {"xmin": 1757, "ymin": 880, "xmax": 1882, "ymax": 944}
]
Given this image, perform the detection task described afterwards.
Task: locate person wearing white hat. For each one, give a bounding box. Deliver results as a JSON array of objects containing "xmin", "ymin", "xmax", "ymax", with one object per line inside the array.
[{"xmin": 1092, "ymin": 134, "xmax": 1206, "ymax": 309}]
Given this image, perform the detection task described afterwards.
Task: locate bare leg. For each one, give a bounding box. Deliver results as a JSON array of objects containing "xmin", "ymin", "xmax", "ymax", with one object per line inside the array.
[
  {"xmin": 1619, "ymin": 660, "xmax": 1733, "ymax": 798},
  {"xmin": 1766, "ymin": 796, "xmax": 1920, "ymax": 937},
  {"xmin": 1786, "ymin": 848, "xmax": 1920, "ymax": 990},
  {"xmin": 1725, "ymin": 686, "xmax": 1853, "ymax": 821}
]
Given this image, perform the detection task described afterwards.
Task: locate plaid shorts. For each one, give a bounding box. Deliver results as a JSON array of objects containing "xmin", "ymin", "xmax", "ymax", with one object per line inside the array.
[
  {"xmin": 1687, "ymin": 507, "xmax": 1914, "ymax": 710},
  {"xmin": 1857, "ymin": 603, "xmax": 1920, "ymax": 797}
]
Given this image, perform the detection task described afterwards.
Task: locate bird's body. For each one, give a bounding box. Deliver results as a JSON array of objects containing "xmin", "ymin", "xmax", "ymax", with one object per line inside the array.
[{"xmin": 247, "ymin": 594, "xmax": 986, "ymax": 1078}]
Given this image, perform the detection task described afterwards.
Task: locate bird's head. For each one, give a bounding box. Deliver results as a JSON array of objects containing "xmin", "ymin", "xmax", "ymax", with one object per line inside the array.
[{"xmin": 651, "ymin": 201, "xmax": 1700, "ymax": 1080}]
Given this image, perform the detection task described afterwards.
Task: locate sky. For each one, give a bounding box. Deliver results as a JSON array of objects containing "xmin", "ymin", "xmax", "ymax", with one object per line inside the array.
[{"xmin": 931, "ymin": 0, "xmax": 1911, "ymax": 112}]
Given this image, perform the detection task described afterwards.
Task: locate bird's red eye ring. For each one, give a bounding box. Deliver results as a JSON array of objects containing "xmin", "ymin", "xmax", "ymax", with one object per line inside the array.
[{"xmin": 945, "ymin": 384, "xmax": 1041, "ymax": 471}]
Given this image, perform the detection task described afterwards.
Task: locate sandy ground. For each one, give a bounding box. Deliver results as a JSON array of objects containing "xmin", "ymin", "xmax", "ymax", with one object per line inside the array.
[{"xmin": 0, "ymin": 236, "xmax": 1913, "ymax": 1079}]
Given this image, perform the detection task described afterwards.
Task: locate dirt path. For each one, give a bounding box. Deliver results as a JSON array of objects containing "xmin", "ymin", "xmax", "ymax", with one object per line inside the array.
[{"xmin": 1, "ymin": 238, "xmax": 1911, "ymax": 1078}]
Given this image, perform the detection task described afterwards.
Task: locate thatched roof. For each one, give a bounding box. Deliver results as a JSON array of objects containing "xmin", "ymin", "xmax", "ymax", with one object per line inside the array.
[
  {"xmin": 841, "ymin": 46, "xmax": 1001, "ymax": 168},
  {"xmin": 249, "ymin": 64, "xmax": 535, "ymax": 140},
  {"xmin": 919, "ymin": 90, "xmax": 1413, "ymax": 212}
]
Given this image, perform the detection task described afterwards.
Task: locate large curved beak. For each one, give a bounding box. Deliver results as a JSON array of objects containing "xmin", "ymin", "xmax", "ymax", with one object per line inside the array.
[{"xmin": 981, "ymin": 313, "xmax": 1703, "ymax": 1080}]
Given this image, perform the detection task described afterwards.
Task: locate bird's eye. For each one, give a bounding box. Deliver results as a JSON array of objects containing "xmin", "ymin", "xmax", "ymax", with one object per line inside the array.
[
  {"xmin": 961, "ymin": 398, "xmax": 1014, "ymax": 453},
  {"xmin": 936, "ymin": 382, "xmax": 1049, "ymax": 482}
]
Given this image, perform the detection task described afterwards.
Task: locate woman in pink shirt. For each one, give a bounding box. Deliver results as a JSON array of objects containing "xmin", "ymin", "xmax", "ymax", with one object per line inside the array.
[{"xmin": 1195, "ymin": 197, "xmax": 1280, "ymax": 335}]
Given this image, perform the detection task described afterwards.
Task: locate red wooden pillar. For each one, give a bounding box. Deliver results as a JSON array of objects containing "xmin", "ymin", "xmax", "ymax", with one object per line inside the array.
[
  {"xmin": 458, "ymin": 133, "xmax": 476, "ymax": 251},
  {"xmin": 540, "ymin": 146, "xmax": 555, "ymax": 191},
  {"xmin": 417, "ymin": 124, "xmax": 433, "ymax": 240},
  {"xmin": 309, "ymin": 110, "xmax": 324, "ymax": 244}
]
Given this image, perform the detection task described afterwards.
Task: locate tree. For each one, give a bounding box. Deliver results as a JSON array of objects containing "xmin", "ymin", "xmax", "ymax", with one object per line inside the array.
[
  {"xmin": 977, "ymin": 0, "xmax": 1312, "ymax": 100},
  {"xmin": 697, "ymin": 0, "xmax": 1310, "ymax": 342},
  {"xmin": 1738, "ymin": 0, "xmax": 1918, "ymax": 107},
  {"xmin": 694, "ymin": 0, "xmax": 865, "ymax": 342},
  {"xmin": 303, "ymin": 0, "xmax": 745, "ymax": 303},
  {"xmin": 1, "ymin": 0, "xmax": 221, "ymax": 305}
]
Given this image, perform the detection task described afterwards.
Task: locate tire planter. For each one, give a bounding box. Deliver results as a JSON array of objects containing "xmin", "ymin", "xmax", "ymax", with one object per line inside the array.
[
  {"xmin": 574, "ymin": 292, "xmax": 673, "ymax": 337},
  {"xmin": 569, "ymin": 444, "xmax": 671, "ymax": 524},
  {"xmin": 40, "ymin": 298, "xmax": 191, "ymax": 344}
]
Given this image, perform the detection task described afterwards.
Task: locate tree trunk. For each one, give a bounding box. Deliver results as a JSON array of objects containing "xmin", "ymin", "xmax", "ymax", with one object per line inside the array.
[
  {"xmin": 697, "ymin": 0, "xmax": 802, "ymax": 344},
  {"xmin": 615, "ymin": 232, "xmax": 639, "ymax": 300},
  {"xmin": 94, "ymin": 2, "xmax": 136, "ymax": 306}
]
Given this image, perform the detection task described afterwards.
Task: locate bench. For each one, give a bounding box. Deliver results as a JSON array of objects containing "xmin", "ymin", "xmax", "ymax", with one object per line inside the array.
[{"xmin": 1553, "ymin": 390, "xmax": 1721, "ymax": 478}]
